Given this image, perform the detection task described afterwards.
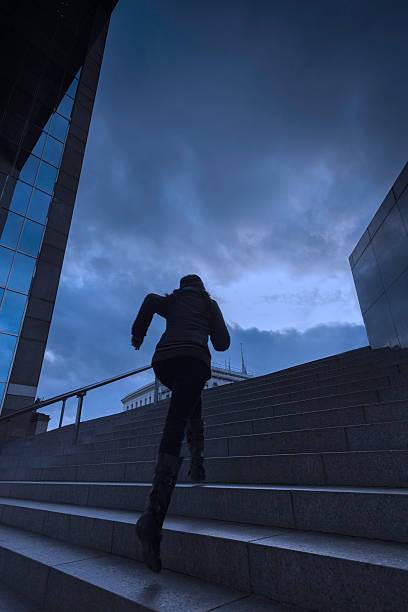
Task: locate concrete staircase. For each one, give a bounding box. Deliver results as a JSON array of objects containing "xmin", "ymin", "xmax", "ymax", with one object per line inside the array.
[{"xmin": 0, "ymin": 346, "xmax": 407, "ymax": 611}]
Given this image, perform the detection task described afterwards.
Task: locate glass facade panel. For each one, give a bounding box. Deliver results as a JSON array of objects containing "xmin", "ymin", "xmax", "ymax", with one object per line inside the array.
[
  {"xmin": 57, "ymin": 95, "xmax": 74, "ymax": 119},
  {"xmin": 67, "ymin": 78, "xmax": 79, "ymax": 98},
  {"xmin": 0, "ymin": 383, "xmax": 5, "ymax": 406},
  {"xmin": 351, "ymin": 167, "xmax": 408, "ymax": 349},
  {"xmin": 19, "ymin": 154, "xmax": 40, "ymax": 185},
  {"xmin": 0, "ymin": 333, "xmax": 17, "ymax": 381},
  {"xmin": 9, "ymin": 181, "xmax": 32, "ymax": 216},
  {"xmin": 363, "ymin": 293, "xmax": 399, "ymax": 348},
  {"xmin": 371, "ymin": 206, "xmax": 408, "ymax": 289},
  {"xmin": 0, "ymin": 212, "xmax": 24, "ymax": 250},
  {"xmin": 7, "ymin": 253, "xmax": 35, "ymax": 293},
  {"xmin": 27, "ymin": 189, "xmax": 51, "ymax": 224},
  {"xmin": 351, "ymin": 244, "xmax": 384, "ymax": 314},
  {"xmin": 18, "ymin": 219, "xmax": 44, "ymax": 257},
  {"xmin": 398, "ymin": 188, "xmax": 408, "ymax": 233},
  {"xmin": 387, "ymin": 267, "xmax": 408, "ymax": 347},
  {"xmin": 31, "ymin": 131, "xmax": 47, "ymax": 158},
  {"xmin": 0, "ymin": 248, "xmax": 14, "ymax": 287},
  {"xmin": 50, "ymin": 113, "xmax": 69, "ymax": 141},
  {"xmin": 35, "ymin": 161, "xmax": 58, "ymax": 193},
  {"xmin": 0, "ymin": 290, "xmax": 26, "ymax": 334},
  {"xmin": 43, "ymin": 135, "xmax": 64, "ymax": 167}
]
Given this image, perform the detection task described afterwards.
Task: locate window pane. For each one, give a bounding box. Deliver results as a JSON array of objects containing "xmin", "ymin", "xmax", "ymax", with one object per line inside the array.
[
  {"xmin": 9, "ymin": 181, "xmax": 32, "ymax": 215},
  {"xmin": 27, "ymin": 189, "xmax": 51, "ymax": 224},
  {"xmin": 0, "ymin": 333, "xmax": 17, "ymax": 380},
  {"xmin": 0, "ymin": 247, "xmax": 14, "ymax": 287},
  {"xmin": 43, "ymin": 135, "xmax": 64, "ymax": 167},
  {"xmin": 0, "ymin": 382, "xmax": 5, "ymax": 404},
  {"xmin": 7, "ymin": 253, "xmax": 35, "ymax": 293},
  {"xmin": 35, "ymin": 161, "xmax": 58, "ymax": 194},
  {"xmin": 18, "ymin": 220, "xmax": 44, "ymax": 257},
  {"xmin": 0, "ymin": 290, "xmax": 26, "ymax": 334},
  {"xmin": 0, "ymin": 212, "xmax": 24, "ymax": 249},
  {"xmin": 19, "ymin": 154, "xmax": 40, "ymax": 185},
  {"xmin": 31, "ymin": 131, "xmax": 46, "ymax": 157},
  {"xmin": 57, "ymin": 95, "xmax": 74, "ymax": 119},
  {"xmin": 67, "ymin": 79, "xmax": 78, "ymax": 98},
  {"xmin": 50, "ymin": 113, "xmax": 69, "ymax": 141}
]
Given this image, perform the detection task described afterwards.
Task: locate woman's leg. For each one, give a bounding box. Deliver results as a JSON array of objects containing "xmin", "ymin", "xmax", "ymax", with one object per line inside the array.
[
  {"xmin": 159, "ymin": 371, "xmax": 206, "ymax": 455},
  {"xmin": 186, "ymin": 395, "xmax": 205, "ymax": 481},
  {"xmin": 136, "ymin": 358, "xmax": 206, "ymax": 572}
]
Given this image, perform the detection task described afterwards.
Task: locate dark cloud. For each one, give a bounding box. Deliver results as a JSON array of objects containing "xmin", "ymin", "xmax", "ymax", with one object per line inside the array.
[
  {"xmin": 37, "ymin": 0, "xmax": 406, "ymax": 419},
  {"xmin": 68, "ymin": 0, "xmax": 408, "ymax": 284}
]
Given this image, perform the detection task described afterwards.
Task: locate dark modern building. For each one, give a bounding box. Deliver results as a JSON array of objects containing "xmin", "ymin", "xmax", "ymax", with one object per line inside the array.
[
  {"xmin": 350, "ymin": 162, "xmax": 408, "ymax": 348},
  {"xmin": 0, "ymin": 0, "xmax": 118, "ymax": 432}
]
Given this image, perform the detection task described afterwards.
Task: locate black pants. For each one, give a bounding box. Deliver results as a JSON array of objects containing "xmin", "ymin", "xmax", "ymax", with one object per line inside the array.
[{"xmin": 153, "ymin": 356, "xmax": 210, "ymax": 457}]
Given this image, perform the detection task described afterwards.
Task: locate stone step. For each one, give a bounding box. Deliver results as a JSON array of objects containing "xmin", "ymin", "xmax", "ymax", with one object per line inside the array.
[
  {"xmin": 0, "ymin": 502, "xmax": 406, "ymax": 611},
  {"xmin": 111, "ymin": 383, "xmax": 408, "ymax": 439},
  {"xmin": 64, "ymin": 385, "xmax": 408, "ymax": 458},
  {"xmin": 202, "ymin": 346, "xmax": 384, "ymax": 394},
  {"xmin": 5, "ymin": 414, "xmax": 408, "ymax": 472},
  {"xmin": 0, "ymin": 348, "xmax": 404, "ymax": 460},
  {"xmin": 31, "ymin": 418, "xmax": 408, "ymax": 469},
  {"xmin": 6, "ymin": 382, "xmax": 408, "ymax": 462},
  {"xmin": 94, "ymin": 398, "xmax": 408, "ymax": 447},
  {"xmin": 0, "ymin": 483, "xmax": 406, "ymax": 544},
  {"xmin": 4, "ymin": 449, "xmax": 408, "ymax": 487},
  {"xmin": 3, "ymin": 396, "xmax": 406, "ymax": 468},
  {"xmin": 87, "ymin": 402, "xmax": 408, "ymax": 453},
  {"xmin": 129, "ymin": 372, "xmax": 397, "ymax": 421},
  {"xmin": 0, "ymin": 581, "xmax": 40, "ymax": 612},
  {"xmin": 154, "ymin": 347, "xmax": 406, "ymax": 405},
  {"xmin": 0, "ymin": 523, "xmax": 296, "ymax": 612},
  {"xmin": 199, "ymin": 360, "xmax": 408, "ymax": 408},
  {"xmin": 120, "ymin": 348, "xmax": 397, "ymax": 423}
]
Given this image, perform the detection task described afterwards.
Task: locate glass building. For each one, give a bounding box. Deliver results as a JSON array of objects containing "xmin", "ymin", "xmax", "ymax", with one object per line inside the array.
[
  {"xmin": 350, "ymin": 161, "xmax": 408, "ymax": 348},
  {"xmin": 0, "ymin": 0, "xmax": 117, "ymax": 433}
]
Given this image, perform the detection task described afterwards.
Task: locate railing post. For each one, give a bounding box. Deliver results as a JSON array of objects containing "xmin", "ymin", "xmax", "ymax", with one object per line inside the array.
[
  {"xmin": 73, "ymin": 391, "xmax": 86, "ymax": 445},
  {"xmin": 58, "ymin": 398, "xmax": 67, "ymax": 428}
]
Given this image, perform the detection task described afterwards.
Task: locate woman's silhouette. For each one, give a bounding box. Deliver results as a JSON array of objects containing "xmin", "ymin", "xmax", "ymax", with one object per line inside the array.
[{"xmin": 131, "ymin": 274, "xmax": 230, "ymax": 572}]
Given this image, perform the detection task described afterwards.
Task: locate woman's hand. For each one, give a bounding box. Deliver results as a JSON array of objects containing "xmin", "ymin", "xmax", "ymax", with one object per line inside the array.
[{"xmin": 131, "ymin": 336, "xmax": 142, "ymax": 350}]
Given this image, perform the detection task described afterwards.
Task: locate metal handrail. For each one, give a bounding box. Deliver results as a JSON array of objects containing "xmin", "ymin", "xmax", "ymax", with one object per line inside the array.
[{"xmin": 0, "ymin": 364, "xmax": 152, "ymax": 446}]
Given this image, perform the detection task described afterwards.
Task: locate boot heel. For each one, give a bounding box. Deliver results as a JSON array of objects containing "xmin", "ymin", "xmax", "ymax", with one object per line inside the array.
[
  {"xmin": 136, "ymin": 453, "xmax": 182, "ymax": 572},
  {"xmin": 136, "ymin": 514, "xmax": 162, "ymax": 573}
]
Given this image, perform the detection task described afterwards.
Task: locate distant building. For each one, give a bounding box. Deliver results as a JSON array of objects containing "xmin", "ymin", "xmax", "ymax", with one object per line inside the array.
[{"xmin": 121, "ymin": 360, "xmax": 253, "ymax": 411}]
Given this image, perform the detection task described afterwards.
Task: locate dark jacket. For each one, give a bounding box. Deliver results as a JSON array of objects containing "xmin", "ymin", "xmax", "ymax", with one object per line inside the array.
[{"xmin": 131, "ymin": 286, "xmax": 230, "ymax": 370}]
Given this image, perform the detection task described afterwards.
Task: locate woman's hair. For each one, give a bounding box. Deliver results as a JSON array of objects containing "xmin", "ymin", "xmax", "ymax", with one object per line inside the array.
[{"xmin": 165, "ymin": 274, "xmax": 212, "ymax": 316}]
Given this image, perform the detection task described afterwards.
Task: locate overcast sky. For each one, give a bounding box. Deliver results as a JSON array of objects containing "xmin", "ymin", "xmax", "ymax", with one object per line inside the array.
[{"xmin": 37, "ymin": 0, "xmax": 408, "ymax": 426}]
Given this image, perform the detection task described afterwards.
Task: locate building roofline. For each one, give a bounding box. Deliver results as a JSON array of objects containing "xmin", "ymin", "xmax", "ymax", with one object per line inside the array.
[
  {"xmin": 121, "ymin": 381, "xmax": 155, "ymax": 403},
  {"xmin": 121, "ymin": 365, "xmax": 254, "ymax": 403}
]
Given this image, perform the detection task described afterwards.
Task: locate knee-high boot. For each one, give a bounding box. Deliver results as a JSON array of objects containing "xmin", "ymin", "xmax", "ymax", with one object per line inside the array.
[
  {"xmin": 186, "ymin": 417, "xmax": 205, "ymax": 482},
  {"xmin": 135, "ymin": 452, "xmax": 183, "ymax": 572}
]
